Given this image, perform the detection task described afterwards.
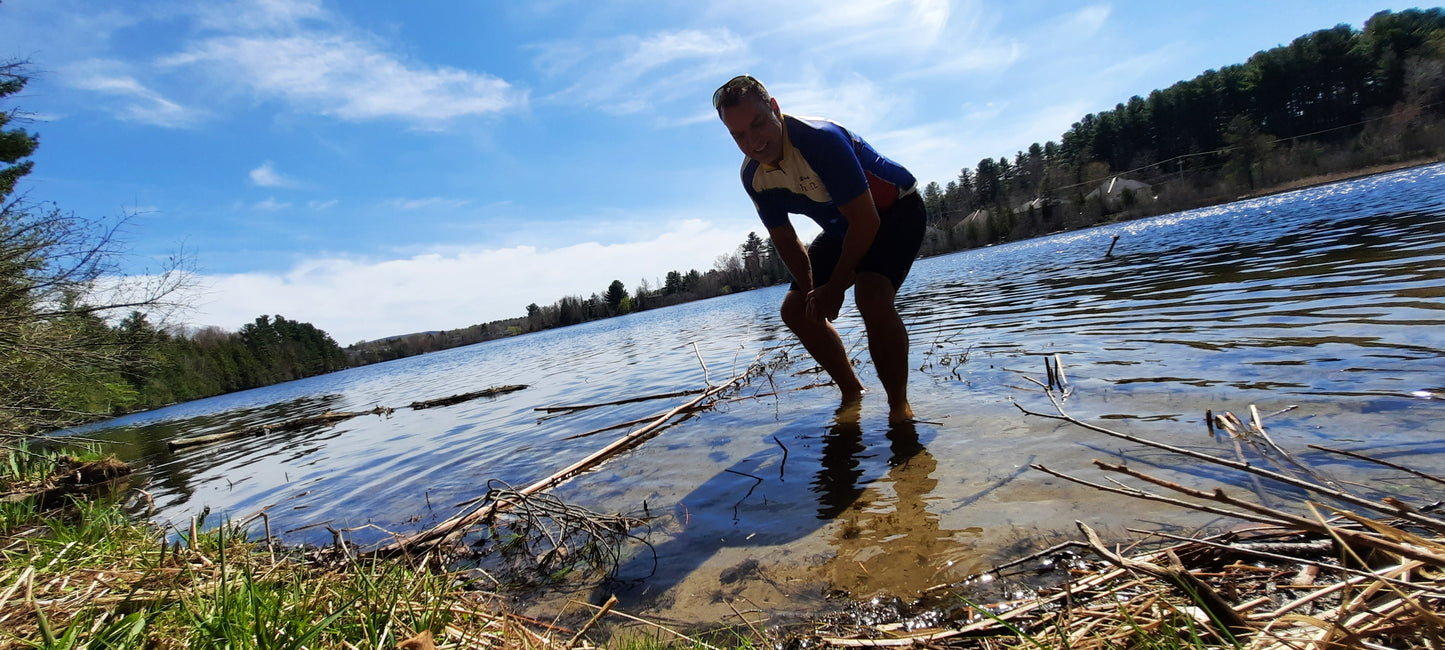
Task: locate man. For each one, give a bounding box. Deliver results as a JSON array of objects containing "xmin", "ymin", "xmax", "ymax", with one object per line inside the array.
[{"xmin": 714, "ymin": 75, "xmax": 925, "ymax": 421}]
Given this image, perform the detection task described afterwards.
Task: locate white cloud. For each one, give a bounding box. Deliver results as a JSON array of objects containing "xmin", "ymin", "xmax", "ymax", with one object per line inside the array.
[
  {"xmin": 538, "ymin": 28, "xmax": 747, "ymax": 114},
  {"xmin": 162, "ymin": 33, "xmax": 526, "ymax": 126},
  {"xmin": 184, "ymin": 220, "xmax": 754, "ymax": 344},
  {"xmin": 874, "ymin": 97, "xmax": 1095, "ymax": 188},
  {"xmin": 249, "ymin": 161, "xmax": 303, "ymax": 188},
  {"xmin": 62, "ymin": 59, "xmax": 204, "ymax": 128},
  {"xmin": 254, "ymin": 198, "xmax": 292, "ymax": 211},
  {"xmin": 385, "ymin": 197, "xmax": 470, "ymax": 211},
  {"xmin": 309, "ymin": 199, "xmax": 339, "ymax": 210},
  {"xmin": 192, "ymin": 0, "xmax": 325, "ymax": 32},
  {"xmin": 1065, "ymin": 4, "xmax": 1112, "ymax": 38}
]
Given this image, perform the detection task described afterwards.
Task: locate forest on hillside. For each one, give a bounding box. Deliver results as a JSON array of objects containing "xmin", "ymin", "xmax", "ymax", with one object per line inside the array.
[
  {"xmin": 6, "ymin": 9, "xmax": 1445, "ymax": 431},
  {"xmin": 916, "ymin": 7, "xmax": 1445, "ymax": 252}
]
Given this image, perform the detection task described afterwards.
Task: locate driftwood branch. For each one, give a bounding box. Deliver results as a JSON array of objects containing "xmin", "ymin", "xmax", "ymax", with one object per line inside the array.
[{"xmin": 378, "ymin": 371, "xmax": 750, "ymax": 557}]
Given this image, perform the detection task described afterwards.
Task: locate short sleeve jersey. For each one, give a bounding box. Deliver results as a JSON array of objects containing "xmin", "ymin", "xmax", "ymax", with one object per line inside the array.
[{"xmin": 740, "ymin": 114, "xmax": 916, "ymax": 240}]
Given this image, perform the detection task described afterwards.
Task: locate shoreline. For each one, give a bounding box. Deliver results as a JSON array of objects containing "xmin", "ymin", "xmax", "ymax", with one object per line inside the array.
[{"xmin": 1234, "ymin": 155, "xmax": 1445, "ymax": 201}]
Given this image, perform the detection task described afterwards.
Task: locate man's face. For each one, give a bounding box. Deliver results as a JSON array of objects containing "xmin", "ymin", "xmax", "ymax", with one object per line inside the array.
[{"xmin": 720, "ymin": 96, "xmax": 784, "ymax": 167}]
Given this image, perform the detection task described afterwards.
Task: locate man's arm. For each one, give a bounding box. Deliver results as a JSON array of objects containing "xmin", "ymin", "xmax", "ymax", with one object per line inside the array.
[
  {"xmin": 767, "ymin": 222, "xmax": 814, "ymax": 293},
  {"xmin": 810, "ymin": 190, "xmax": 880, "ymax": 320}
]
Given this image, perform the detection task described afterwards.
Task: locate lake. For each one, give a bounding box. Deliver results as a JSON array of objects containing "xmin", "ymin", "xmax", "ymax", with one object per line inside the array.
[{"xmin": 74, "ymin": 163, "xmax": 1445, "ymax": 622}]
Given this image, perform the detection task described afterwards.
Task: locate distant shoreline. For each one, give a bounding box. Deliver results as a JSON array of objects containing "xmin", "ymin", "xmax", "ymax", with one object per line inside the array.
[{"xmin": 1234, "ymin": 155, "xmax": 1445, "ymax": 202}]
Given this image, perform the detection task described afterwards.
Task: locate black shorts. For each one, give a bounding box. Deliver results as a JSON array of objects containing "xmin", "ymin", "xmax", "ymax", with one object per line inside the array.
[{"xmin": 795, "ymin": 191, "xmax": 926, "ymax": 292}]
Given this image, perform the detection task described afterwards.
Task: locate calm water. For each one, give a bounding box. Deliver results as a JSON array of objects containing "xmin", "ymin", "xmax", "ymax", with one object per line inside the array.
[{"xmin": 74, "ymin": 164, "xmax": 1445, "ymax": 620}]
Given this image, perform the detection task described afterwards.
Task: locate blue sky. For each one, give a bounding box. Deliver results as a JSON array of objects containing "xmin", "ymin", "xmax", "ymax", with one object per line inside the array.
[{"xmin": 0, "ymin": 0, "xmax": 1415, "ymax": 344}]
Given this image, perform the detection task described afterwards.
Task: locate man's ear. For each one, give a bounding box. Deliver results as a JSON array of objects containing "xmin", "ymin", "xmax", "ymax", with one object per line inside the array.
[{"xmin": 770, "ymin": 97, "xmax": 782, "ymax": 118}]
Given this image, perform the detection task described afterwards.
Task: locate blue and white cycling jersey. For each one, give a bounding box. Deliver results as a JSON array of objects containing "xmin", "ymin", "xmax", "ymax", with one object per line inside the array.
[{"xmin": 740, "ymin": 114, "xmax": 916, "ymax": 240}]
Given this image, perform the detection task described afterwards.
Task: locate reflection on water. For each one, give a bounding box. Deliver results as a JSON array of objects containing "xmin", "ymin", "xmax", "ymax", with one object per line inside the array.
[
  {"xmin": 67, "ymin": 163, "xmax": 1445, "ymax": 619},
  {"xmin": 817, "ymin": 413, "xmax": 983, "ymax": 597}
]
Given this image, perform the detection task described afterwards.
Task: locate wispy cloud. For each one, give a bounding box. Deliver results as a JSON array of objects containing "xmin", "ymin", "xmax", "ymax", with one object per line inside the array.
[
  {"xmin": 249, "ymin": 161, "xmax": 304, "ymax": 188},
  {"xmin": 385, "ymin": 197, "xmax": 470, "ymax": 211},
  {"xmin": 254, "ymin": 198, "xmax": 292, "ymax": 211},
  {"xmin": 185, "ymin": 219, "xmax": 754, "ymax": 343},
  {"xmin": 309, "ymin": 199, "xmax": 339, "ymax": 210},
  {"xmin": 538, "ymin": 28, "xmax": 747, "ymax": 114},
  {"xmin": 1065, "ymin": 4, "xmax": 1112, "ymax": 38},
  {"xmin": 62, "ymin": 59, "xmax": 204, "ymax": 128},
  {"xmin": 162, "ymin": 34, "xmax": 526, "ymax": 126}
]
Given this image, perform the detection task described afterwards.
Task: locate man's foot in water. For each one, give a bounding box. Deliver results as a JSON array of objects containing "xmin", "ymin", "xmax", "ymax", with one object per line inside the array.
[{"xmin": 889, "ymin": 400, "xmax": 915, "ymax": 423}]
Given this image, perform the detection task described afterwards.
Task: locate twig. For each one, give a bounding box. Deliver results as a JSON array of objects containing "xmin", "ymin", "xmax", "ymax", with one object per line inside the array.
[
  {"xmin": 1309, "ymin": 444, "xmax": 1445, "ymax": 487},
  {"xmin": 535, "ymin": 389, "xmax": 706, "ymax": 414},
  {"xmin": 773, "ymin": 436, "xmax": 788, "ymax": 481},
  {"xmin": 573, "ymin": 600, "xmax": 720, "ymax": 650},
  {"xmin": 565, "ymin": 595, "xmax": 617, "ymax": 649},
  {"xmin": 1033, "ymin": 463, "xmax": 1286, "ymax": 526},
  {"xmin": 561, "ymin": 414, "xmax": 661, "ymax": 441},
  {"xmin": 693, "ymin": 342, "xmax": 711, "ymax": 386},
  {"xmin": 724, "ymin": 599, "xmax": 765, "ymax": 642},
  {"xmin": 1248, "ymin": 404, "xmax": 1338, "ymax": 490},
  {"xmin": 982, "ymin": 540, "xmax": 1091, "ymax": 576}
]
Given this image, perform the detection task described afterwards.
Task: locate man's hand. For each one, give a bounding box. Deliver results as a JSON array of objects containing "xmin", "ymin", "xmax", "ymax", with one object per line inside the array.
[{"xmin": 807, "ymin": 282, "xmax": 846, "ymax": 321}]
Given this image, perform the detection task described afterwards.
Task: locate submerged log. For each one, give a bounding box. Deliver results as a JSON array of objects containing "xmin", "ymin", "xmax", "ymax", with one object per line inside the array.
[
  {"xmin": 408, "ymin": 384, "xmax": 528, "ymax": 410},
  {"xmin": 167, "ymin": 406, "xmax": 394, "ymax": 451},
  {"xmin": 168, "ymin": 385, "xmax": 530, "ymax": 453}
]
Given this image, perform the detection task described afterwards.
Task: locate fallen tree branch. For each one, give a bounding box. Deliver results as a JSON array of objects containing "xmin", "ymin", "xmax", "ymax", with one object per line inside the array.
[
  {"xmin": 409, "ymin": 385, "xmax": 528, "ymax": 410},
  {"xmin": 378, "ymin": 371, "xmax": 749, "ymax": 557}
]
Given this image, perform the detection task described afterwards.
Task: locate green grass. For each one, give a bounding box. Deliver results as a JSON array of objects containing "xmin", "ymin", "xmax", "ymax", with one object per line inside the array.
[{"xmin": 1, "ymin": 444, "xmax": 537, "ymax": 649}]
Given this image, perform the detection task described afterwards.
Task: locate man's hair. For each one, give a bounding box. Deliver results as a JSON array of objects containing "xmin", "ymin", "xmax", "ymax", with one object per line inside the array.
[{"xmin": 714, "ymin": 75, "xmax": 770, "ymax": 113}]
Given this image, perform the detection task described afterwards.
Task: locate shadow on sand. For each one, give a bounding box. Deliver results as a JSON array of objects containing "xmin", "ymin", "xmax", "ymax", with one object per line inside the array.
[{"xmin": 600, "ymin": 404, "xmax": 981, "ymax": 612}]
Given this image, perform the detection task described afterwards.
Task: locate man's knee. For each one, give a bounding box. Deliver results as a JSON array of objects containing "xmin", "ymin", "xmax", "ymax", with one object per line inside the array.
[
  {"xmin": 853, "ymin": 273, "xmax": 898, "ymax": 321},
  {"xmin": 780, "ymin": 291, "xmax": 808, "ymax": 329}
]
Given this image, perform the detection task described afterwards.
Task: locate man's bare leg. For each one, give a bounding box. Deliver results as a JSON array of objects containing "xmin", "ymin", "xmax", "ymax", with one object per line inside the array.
[
  {"xmin": 854, "ymin": 273, "xmax": 913, "ymax": 421},
  {"xmin": 781, "ymin": 289, "xmax": 865, "ymax": 401}
]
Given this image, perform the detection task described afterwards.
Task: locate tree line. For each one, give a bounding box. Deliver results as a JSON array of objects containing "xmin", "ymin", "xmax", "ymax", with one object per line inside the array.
[
  {"xmin": 0, "ymin": 58, "xmax": 348, "ymax": 433},
  {"xmin": 7, "ymin": 9, "xmax": 1445, "ymax": 435},
  {"xmin": 344, "ymin": 231, "xmax": 791, "ymax": 365},
  {"xmin": 917, "ymin": 8, "xmax": 1445, "ymax": 253}
]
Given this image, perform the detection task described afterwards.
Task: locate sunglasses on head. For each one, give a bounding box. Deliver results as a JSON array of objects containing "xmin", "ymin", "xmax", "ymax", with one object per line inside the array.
[{"xmin": 712, "ymin": 74, "xmax": 758, "ymax": 109}]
